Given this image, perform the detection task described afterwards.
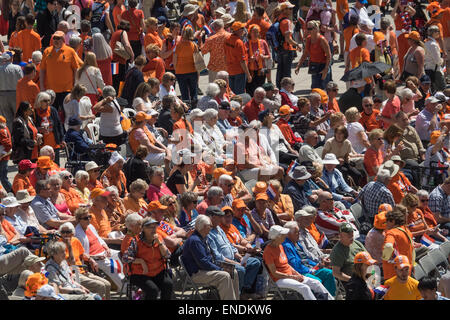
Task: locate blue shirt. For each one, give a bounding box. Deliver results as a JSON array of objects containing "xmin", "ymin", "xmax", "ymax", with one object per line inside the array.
[
  {"xmin": 322, "ymin": 168, "xmax": 354, "ymax": 201},
  {"xmin": 178, "ymin": 208, "xmax": 199, "ymax": 228},
  {"xmin": 283, "ymin": 180, "xmax": 312, "ymax": 212},
  {"xmin": 217, "ymin": 119, "xmax": 232, "ymax": 136},
  {"xmin": 181, "ymin": 230, "xmax": 222, "ymax": 276},
  {"xmin": 416, "ymin": 109, "xmax": 437, "ymax": 141},
  {"xmin": 282, "ymin": 238, "xmax": 316, "ymax": 275},
  {"xmin": 207, "ymin": 226, "xmax": 237, "ymax": 263},
  {"xmin": 30, "ymin": 195, "xmax": 60, "ymax": 229},
  {"xmin": 4, "ymin": 214, "xmax": 27, "ymax": 235},
  {"xmin": 232, "ymin": 215, "xmax": 253, "ymax": 239}
]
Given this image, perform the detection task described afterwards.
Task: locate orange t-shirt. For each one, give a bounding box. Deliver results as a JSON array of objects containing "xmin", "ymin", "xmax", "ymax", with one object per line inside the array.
[
  {"xmin": 344, "ymin": 26, "xmax": 359, "ymax": 53},
  {"xmin": 306, "ymin": 223, "xmax": 322, "ymax": 244},
  {"xmin": 336, "ymin": 0, "xmax": 349, "ymax": 21},
  {"xmin": 90, "ymin": 208, "xmax": 112, "ymax": 238},
  {"xmin": 12, "ymin": 173, "xmax": 36, "ymax": 196},
  {"xmin": 263, "ymin": 244, "xmax": 295, "ymax": 282},
  {"xmin": 121, "ymin": 8, "xmax": 144, "ymax": 41},
  {"xmin": 440, "ymin": 8, "xmax": 450, "ymax": 38},
  {"xmin": 306, "ymin": 35, "xmax": 327, "ymax": 63},
  {"xmin": 123, "ymin": 196, "xmax": 148, "ymax": 217},
  {"xmin": 406, "ymin": 208, "xmax": 427, "ymax": 234},
  {"xmin": 349, "ymin": 46, "xmax": 371, "ymax": 69},
  {"xmin": 8, "ymin": 31, "xmax": 19, "ymax": 48},
  {"xmin": 279, "ymin": 15, "xmax": 294, "ymax": 51},
  {"xmin": 359, "ymin": 109, "xmax": 382, "ymax": 132},
  {"xmin": 85, "ymin": 226, "xmax": 106, "ymax": 255},
  {"xmin": 63, "ymin": 237, "xmax": 85, "ymax": 269},
  {"xmin": 144, "ymin": 30, "xmax": 163, "ymax": 49},
  {"xmin": 388, "ymin": 172, "xmax": 413, "ymax": 204},
  {"xmin": 77, "ymin": 33, "xmax": 91, "ymax": 59},
  {"xmin": 17, "ymin": 29, "xmax": 42, "ymax": 62},
  {"xmin": 142, "ymin": 56, "xmax": 165, "ymax": 82},
  {"xmin": 16, "ymin": 77, "xmax": 40, "ymax": 110},
  {"xmin": 60, "ymin": 187, "xmax": 85, "ymax": 214},
  {"xmin": 121, "ymin": 234, "xmax": 136, "ymax": 255},
  {"xmin": 40, "ymin": 44, "xmax": 81, "ymax": 93},
  {"xmin": 220, "ymin": 223, "xmax": 243, "ymax": 245},
  {"xmin": 174, "ymin": 40, "xmax": 197, "ymax": 74},
  {"xmin": 364, "ymin": 147, "xmax": 384, "ymax": 177},
  {"xmin": 112, "ymin": 4, "xmax": 125, "ymax": 27},
  {"xmin": 328, "ymin": 98, "xmax": 340, "ymax": 113},
  {"xmin": 382, "ymin": 226, "xmax": 414, "ymax": 280},
  {"xmin": 246, "ymin": 17, "xmax": 271, "ymax": 39},
  {"xmin": 225, "ymin": 34, "xmax": 248, "ymax": 76},
  {"xmin": 131, "ymin": 235, "xmax": 166, "ymax": 277}
]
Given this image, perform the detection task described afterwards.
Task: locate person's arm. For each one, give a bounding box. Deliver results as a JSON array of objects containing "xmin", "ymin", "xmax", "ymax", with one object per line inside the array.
[
  {"xmin": 266, "ymin": 262, "xmax": 304, "ymax": 281},
  {"xmin": 244, "ymin": 209, "xmax": 262, "ymax": 236},
  {"xmin": 105, "ymin": 12, "xmax": 114, "ymax": 34},
  {"xmin": 332, "ymin": 265, "xmax": 351, "ymax": 282},
  {"xmin": 357, "ymin": 130, "xmax": 371, "ymax": 149},
  {"xmin": 415, "ymin": 48, "xmax": 425, "ymax": 78},
  {"xmin": 121, "ymin": 31, "xmax": 134, "ymax": 61},
  {"xmin": 320, "ymin": 36, "xmax": 331, "ymax": 80},
  {"xmin": 190, "ymin": 237, "xmax": 222, "ymax": 271},
  {"xmin": 172, "ymin": 53, "xmax": 177, "ymax": 72},
  {"xmin": 92, "ymin": 96, "xmax": 114, "ymax": 113},
  {"xmin": 295, "ymin": 47, "xmax": 308, "ymax": 73}
]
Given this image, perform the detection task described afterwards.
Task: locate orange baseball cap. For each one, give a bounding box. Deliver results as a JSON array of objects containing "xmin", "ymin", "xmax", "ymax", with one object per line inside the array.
[
  {"xmin": 37, "ymin": 156, "xmax": 52, "ymax": 169},
  {"xmin": 232, "ymin": 198, "xmax": 247, "ymax": 209},
  {"xmin": 354, "ymin": 251, "xmax": 376, "ymax": 265},
  {"xmin": 394, "ymin": 255, "xmax": 411, "ymax": 269},
  {"xmin": 135, "ymin": 111, "xmax": 152, "ymax": 122},
  {"xmin": 373, "ymin": 212, "xmax": 387, "ymax": 230},
  {"xmin": 24, "ymin": 273, "xmax": 48, "ymax": 297},
  {"xmin": 427, "ymin": 2, "xmax": 444, "ymax": 16},
  {"xmin": 255, "ymin": 192, "xmax": 269, "ymax": 201},
  {"xmin": 252, "ymin": 181, "xmax": 268, "ymax": 194},
  {"xmin": 213, "ymin": 168, "xmax": 232, "ymax": 181},
  {"xmin": 231, "ymin": 21, "xmax": 246, "ymax": 32},
  {"xmin": 378, "ymin": 203, "xmax": 392, "ymax": 214},
  {"xmin": 147, "ymin": 200, "xmax": 168, "ymax": 211},
  {"xmin": 0, "ymin": 116, "xmax": 6, "ymax": 123},
  {"xmin": 311, "ymin": 88, "xmax": 328, "ymax": 104},
  {"xmin": 430, "ymin": 130, "xmax": 441, "ymax": 145},
  {"xmin": 373, "ymin": 31, "xmax": 385, "ymax": 44},
  {"xmin": 90, "ymin": 188, "xmax": 111, "ymax": 200},
  {"xmin": 222, "ymin": 206, "xmax": 234, "ymax": 213},
  {"xmin": 53, "ymin": 30, "xmax": 65, "ymax": 38},
  {"xmin": 405, "ymin": 31, "xmax": 421, "ymax": 42},
  {"xmin": 279, "ymin": 105, "xmax": 294, "ymax": 116}
]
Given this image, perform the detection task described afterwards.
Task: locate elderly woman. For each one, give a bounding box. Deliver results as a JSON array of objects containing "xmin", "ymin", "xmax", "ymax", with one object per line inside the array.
[
  {"xmin": 214, "ymin": 79, "xmax": 230, "ymax": 105},
  {"xmin": 74, "ymin": 170, "xmax": 90, "ymax": 203},
  {"xmin": 251, "ymin": 193, "xmax": 276, "ymax": 241},
  {"xmin": 267, "ymin": 179, "xmax": 294, "ymax": 224},
  {"xmin": 100, "ymin": 151, "xmax": 127, "ymax": 197},
  {"xmin": 11, "ymin": 270, "xmax": 33, "ymax": 299},
  {"xmin": 345, "ymin": 107, "xmax": 370, "ymax": 155},
  {"xmin": 279, "ymin": 77, "xmax": 298, "ymax": 112},
  {"xmin": 124, "ymin": 179, "xmax": 149, "ymax": 217},
  {"xmin": 263, "ymin": 225, "xmax": 333, "ymax": 300},
  {"xmin": 425, "ymin": 25, "xmax": 445, "ymax": 92},
  {"xmin": 92, "ymin": 86, "xmax": 127, "ymax": 147},
  {"xmin": 44, "ymin": 241, "xmax": 97, "ymax": 300},
  {"xmin": 364, "ymin": 129, "xmax": 385, "ymax": 180},
  {"xmin": 74, "ymin": 207, "xmax": 125, "ymax": 290},
  {"xmin": 399, "ymin": 88, "xmax": 420, "ymax": 120},
  {"xmin": 282, "ymin": 220, "xmax": 336, "ymax": 297},
  {"xmin": 104, "ymin": 186, "xmax": 126, "ymax": 232},
  {"xmin": 202, "ymin": 108, "xmax": 227, "ymax": 163},
  {"xmin": 147, "ymin": 166, "xmax": 174, "ymax": 202},
  {"xmin": 122, "ymin": 217, "xmax": 173, "ymax": 300},
  {"xmin": 48, "ymin": 175, "xmax": 72, "ymax": 216},
  {"xmin": 85, "ymin": 161, "xmax": 103, "ymax": 191},
  {"xmin": 12, "ymin": 160, "xmax": 36, "ymax": 196},
  {"xmin": 35, "ymin": 91, "xmax": 65, "ymax": 165},
  {"xmin": 160, "ymin": 195, "xmax": 180, "ymax": 226},
  {"xmin": 197, "ymin": 83, "xmax": 220, "ymax": 111},
  {"xmin": 325, "ymin": 112, "xmax": 346, "ymax": 141},
  {"xmin": 121, "ymin": 213, "xmax": 143, "ymax": 255},
  {"xmin": 11, "ymin": 102, "xmax": 39, "ymax": 164},
  {"xmin": 59, "ymin": 171, "xmax": 85, "ymax": 214},
  {"xmin": 15, "ymin": 190, "xmax": 48, "ymax": 234},
  {"xmin": 58, "ymin": 222, "xmax": 111, "ymax": 300},
  {"xmin": 178, "ymin": 191, "xmax": 199, "ymax": 229},
  {"xmin": 159, "ymin": 72, "xmax": 177, "ymax": 100},
  {"xmin": 424, "ymin": 129, "xmax": 450, "ymax": 185}
]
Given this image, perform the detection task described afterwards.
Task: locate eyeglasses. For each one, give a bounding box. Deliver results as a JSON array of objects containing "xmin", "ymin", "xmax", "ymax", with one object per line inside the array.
[
  {"xmin": 53, "ymin": 37, "xmax": 63, "ymax": 41},
  {"xmin": 80, "ymin": 215, "xmax": 92, "ymax": 221},
  {"xmin": 307, "ymin": 27, "xmax": 314, "ymax": 31},
  {"xmin": 64, "ymin": 175, "xmax": 73, "ymax": 180},
  {"xmin": 60, "ymin": 230, "xmax": 72, "ymax": 234}
]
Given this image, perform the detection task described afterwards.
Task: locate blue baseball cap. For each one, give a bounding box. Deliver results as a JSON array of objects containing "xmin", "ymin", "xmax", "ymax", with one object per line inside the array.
[
  {"xmin": 420, "ymin": 74, "xmax": 431, "ymax": 84},
  {"xmin": 157, "ymin": 16, "xmax": 168, "ymax": 26},
  {"xmin": 358, "ymin": 0, "xmax": 368, "ymax": 4}
]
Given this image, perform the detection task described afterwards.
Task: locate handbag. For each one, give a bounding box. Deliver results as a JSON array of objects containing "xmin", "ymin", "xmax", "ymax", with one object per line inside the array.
[
  {"xmin": 112, "ymin": 100, "xmax": 131, "ymax": 132},
  {"xmin": 308, "ymin": 61, "xmax": 326, "ymax": 75},
  {"xmin": 113, "ymin": 31, "xmax": 131, "ymax": 60},
  {"xmin": 193, "ymin": 46, "xmax": 206, "ymax": 72}
]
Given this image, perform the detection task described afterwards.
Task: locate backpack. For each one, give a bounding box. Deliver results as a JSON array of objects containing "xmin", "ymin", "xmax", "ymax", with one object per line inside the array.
[
  {"xmin": 266, "ymin": 17, "xmax": 287, "ymax": 51},
  {"xmin": 342, "ymin": 7, "xmax": 358, "ymax": 30},
  {"xmin": 91, "ymin": 1, "xmax": 106, "ymax": 32}
]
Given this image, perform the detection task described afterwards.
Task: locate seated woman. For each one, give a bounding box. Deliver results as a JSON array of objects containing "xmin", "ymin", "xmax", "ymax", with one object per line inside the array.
[
  {"xmin": 267, "ymin": 179, "xmax": 294, "ymax": 224},
  {"xmin": 74, "ymin": 207, "xmax": 125, "ymax": 290},
  {"xmin": 417, "ymin": 189, "xmax": 450, "ymax": 241},
  {"xmin": 381, "ymin": 124, "xmax": 404, "ymax": 161},
  {"xmin": 364, "ymin": 128, "xmax": 385, "ymax": 181},
  {"xmin": 58, "ymin": 222, "xmax": 111, "ymax": 300},
  {"xmin": 123, "ymin": 179, "xmax": 149, "ymax": 217},
  {"xmin": 122, "ymin": 217, "xmax": 173, "ymax": 300},
  {"xmin": 104, "ymin": 186, "xmax": 127, "ymax": 232},
  {"xmin": 121, "ymin": 213, "xmax": 143, "ymax": 255},
  {"xmin": 48, "ymin": 175, "xmax": 72, "ymax": 216},
  {"xmin": 282, "ymin": 221, "xmax": 336, "ymax": 297},
  {"xmin": 100, "ymin": 151, "xmax": 127, "ymax": 198},
  {"xmin": 64, "ymin": 116, "xmax": 93, "ymax": 161},
  {"xmin": 123, "ymin": 145, "xmax": 150, "ymax": 191},
  {"xmin": 424, "ymin": 129, "xmax": 450, "ymax": 186},
  {"xmin": 44, "ymin": 241, "xmax": 97, "ymax": 300},
  {"xmin": 345, "ymin": 107, "xmax": 370, "ymax": 155},
  {"xmin": 263, "ymin": 225, "xmax": 333, "ymax": 300},
  {"xmin": 223, "ymin": 159, "xmax": 252, "ymax": 203},
  {"xmin": 85, "ymin": 161, "xmax": 103, "ymax": 191},
  {"xmin": 74, "ymin": 170, "xmax": 91, "ymax": 203},
  {"xmin": 201, "ymin": 108, "xmax": 228, "ymax": 165},
  {"xmin": 146, "ymin": 166, "xmax": 173, "ymax": 202},
  {"xmin": 178, "ymin": 191, "xmax": 199, "ymax": 229},
  {"xmin": 251, "ymin": 193, "xmax": 276, "ymax": 241},
  {"xmin": 12, "ymin": 160, "xmax": 36, "ymax": 196},
  {"xmin": 321, "ymin": 153, "xmax": 358, "ymax": 209},
  {"xmin": 165, "ymin": 149, "xmax": 199, "ymax": 196},
  {"xmin": 59, "ymin": 171, "xmax": 86, "ymax": 215},
  {"xmin": 159, "ymin": 195, "xmax": 180, "ymax": 227}
]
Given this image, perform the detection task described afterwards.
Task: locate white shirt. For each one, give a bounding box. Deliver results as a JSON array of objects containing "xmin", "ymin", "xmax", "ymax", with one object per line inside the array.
[
  {"xmin": 159, "ymin": 84, "xmax": 176, "ymax": 100},
  {"xmin": 75, "ymin": 66, "xmax": 105, "ymax": 95},
  {"xmin": 99, "ymin": 99, "xmax": 123, "ymax": 137},
  {"xmin": 15, "ymin": 207, "xmax": 42, "ymax": 231},
  {"xmin": 350, "ymin": 33, "xmax": 375, "ymax": 52},
  {"xmin": 346, "ymin": 121, "xmax": 367, "ymax": 154},
  {"xmin": 261, "ymin": 124, "xmax": 289, "ymax": 154},
  {"xmin": 424, "ymin": 37, "xmax": 443, "ymax": 71},
  {"xmin": 351, "ymin": 6, "xmax": 374, "ymax": 30},
  {"xmin": 63, "ymin": 99, "xmax": 80, "ymax": 131},
  {"xmin": 202, "ymin": 123, "xmax": 226, "ymax": 157},
  {"xmin": 79, "ymin": 96, "xmax": 93, "ymax": 128}
]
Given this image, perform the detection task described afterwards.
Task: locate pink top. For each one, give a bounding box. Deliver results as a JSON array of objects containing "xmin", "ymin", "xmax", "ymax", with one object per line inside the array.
[
  {"xmin": 146, "ymin": 183, "xmax": 174, "ymax": 202},
  {"xmin": 54, "ymin": 201, "xmax": 71, "ymax": 216},
  {"xmin": 196, "ymin": 200, "xmax": 209, "ymax": 216},
  {"xmin": 97, "ymin": 56, "xmax": 113, "ymax": 86}
]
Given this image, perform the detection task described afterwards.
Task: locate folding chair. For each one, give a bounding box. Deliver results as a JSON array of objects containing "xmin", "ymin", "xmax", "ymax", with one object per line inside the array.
[
  {"xmin": 334, "ymin": 279, "xmax": 346, "ymax": 300},
  {"xmin": 427, "ymin": 248, "xmax": 449, "ymax": 277},
  {"xmin": 418, "ymin": 254, "xmax": 438, "ymax": 278},
  {"xmin": 440, "ymin": 241, "xmax": 450, "ymax": 259},
  {"xmin": 178, "ymin": 256, "xmax": 220, "ymax": 300},
  {"xmin": 413, "ymin": 264, "xmax": 426, "ymax": 281},
  {"xmin": 350, "ymin": 203, "xmax": 363, "ymax": 230},
  {"xmin": 86, "ymin": 123, "xmax": 100, "ymax": 144},
  {"xmin": 261, "ymin": 262, "xmax": 303, "ymax": 300}
]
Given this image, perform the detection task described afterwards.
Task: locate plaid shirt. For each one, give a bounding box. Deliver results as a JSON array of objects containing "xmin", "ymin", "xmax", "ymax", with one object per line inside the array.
[
  {"xmin": 429, "ymin": 185, "xmax": 450, "ymax": 218},
  {"xmin": 359, "ymin": 181, "xmax": 395, "ymax": 218}
]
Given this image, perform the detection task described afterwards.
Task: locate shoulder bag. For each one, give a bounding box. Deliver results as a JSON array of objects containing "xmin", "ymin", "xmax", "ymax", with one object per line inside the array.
[
  {"xmin": 113, "ymin": 31, "xmax": 131, "ymax": 60},
  {"xmin": 193, "ymin": 43, "xmax": 206, "ymax": 72}
]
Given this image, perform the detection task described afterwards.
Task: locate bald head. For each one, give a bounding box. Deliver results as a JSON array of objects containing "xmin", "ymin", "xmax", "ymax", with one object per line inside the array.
[{"xmin": 317, "ymin": 191, "xmax": 332, "ymax": 203}]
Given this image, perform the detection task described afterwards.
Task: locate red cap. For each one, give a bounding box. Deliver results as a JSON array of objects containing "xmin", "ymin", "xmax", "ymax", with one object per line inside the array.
[{"xmin": 19, "ymin": 159, "xmax": 37, "ymax": 171}]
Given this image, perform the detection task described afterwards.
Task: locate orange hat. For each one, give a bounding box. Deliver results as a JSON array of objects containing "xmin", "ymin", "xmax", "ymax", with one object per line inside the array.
[
  {"xmin": 248, "ymin": 24, "xmax": 261, "ymax": 33},
  {"xmin": 232, "ymin": 198, "xmax": 247, "ymax": 209},
  {"xmin": 394, "ymin": 255, "xmax": 411, "ymax": 269},
  {"xmin": 213, "ymin": 168, "xmax": 232, "ymax": 181},
  {"xmin": 378, "ymin": 203, "xmax": 392, "ymax": 214},
  {"xmin": 279, "ymin": 105, "xmax": 294, "ymax": 116},
  {"xmin": 37, "ymin": 156, "xmax": 52, "ymax": 169},
  {"xmin": 252, "ymin": 181, "xmax": 268, "ymax": 194},
  {"xmin": 373, "ymin": 212, "xmax": 387, "ymax": 230},
  {"xmin": 373, "ymin": 31, "xmax": 385, "ymax": 44},
  {"xmin": 354, "ymin": 251, "xmax": 376, "ymax": 265},
  {"xmin": 53, "ymin": 30, "xmax": 65, "ymax": 38},
  {"xmin": 135, "ymin": 111, "xmax": 152, "ymax": 122},
  {"xmin": 405, "ymin": 31, "xmax": 421, "ymax": 42},
  {"xmin": 427, "ymin": 2, "xmax": 443, "ymax": 16},
  {"xmin": 0, "ymin": 116, "xmax": 6, "ymax": 123},
  {"xmin": 430, "ymin": 130, "xmax": 441, "ymax": 145},
  {"xmin": 255, "ymin": 192, "xmax": 269, "ymax": 201},
  {"xmin": 311, "ymin": 88, "xmax": 328, "ymax": 104},
  {"xmin": 147, "ymin": 200, "xmax": 168, "ymax": 211},
  {"xmin": 280, "ymin": 1, "xmax": 295, "ymax": 10},
  {"xmin": 223, "ymin": 158, "xmax": 235, "ymax": 167},
  {"xmin": 90, "ymin": 188, "xmax": 111, "ymax": 200},
  {"xmin": 222, "ymin": 206, "xmax": 234, "ymax": 213},
  {"xmin": 231, "ymin": 21, "xmax": 246, "ymax": 32},
  {"xmin": 24, "ymin": 273, "xmax": 48, "ymax": 297}
]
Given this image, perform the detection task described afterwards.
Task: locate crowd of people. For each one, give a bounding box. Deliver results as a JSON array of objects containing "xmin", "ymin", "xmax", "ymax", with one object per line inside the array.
[{"xmin": 1, "ymin": 0, "xmax": 450, "ymax": 301}]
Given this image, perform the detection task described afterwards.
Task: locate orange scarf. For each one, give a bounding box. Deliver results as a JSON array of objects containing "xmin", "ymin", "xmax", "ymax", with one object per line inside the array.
[
  {"xmin": 248, "ymin": 39, "xmax": 263, "ymax": 71},
  {"xmin": 1, "ymin": 219, "xmax": 16, "ymax": 241}
]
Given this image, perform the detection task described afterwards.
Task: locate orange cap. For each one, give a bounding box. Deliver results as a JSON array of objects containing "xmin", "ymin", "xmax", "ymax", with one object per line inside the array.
[
  {"xmin": 255, "ymin": 192, "xmax": 269, "ymax": 201},
  {"xmin": 147, "ymin": 200, "xmax": 168, "ymax": 211},
  {"xmin": 427, "ymin": 2, "xmax": 444, "ymax": 16},
  {"xmin": 374, "ymin": 212, "xmax": 387, "ymax": 230},
  {"xmin": 231, "ymin": 21, "xmax": 246, "ymax": 32},
  {"xmin": 213, "ymin": 168, "xmax": 232, "ymax": 181},
  {"xmin": 373, "ymin": 31, "xmax": 385, "ymax": 44},
  {"xmin": 394, "ymin": 255, "xmax": 411, "ymax": 269},
  {"xmin": 405, "ymin": 31, "xmax": 421, "ymax": 42},
  {"xmin": 223, "ymin": 158, "xmax": 235, "ymax": 167},
  {"xmin": 252, "ymin": 181, "xmax": 268, "ymax": 194},
  {"xmin": 90, "ymin": 188, "xmax": 111, "ymax": 200},
  {"xmin": 378, "ymin": 203, "xmax": 392, "ymax": 214},
  {"xmin": 232, "ymin": 198, "xmax": 247, "ymax": 209},
  {"xmin": 37, "ymin": 156, "xmax": 52, "ymax": 169},
  {"xmin": 279, "ymin": 105, "xmax": 294, "ymax": 116},
  {"xmin": 222, "ymin": 206, "xmax": 233, "ymax": 213},
  {"xmin": 430, "ymin": 130, "xmax": 441, "ymax": 145},
  {"xmin": 135, "ymin": 111, "xmax": 152, "ymax": 122},
  {"xmin": 53, "ymin": 30, "xmax": 65, "ymax": 38},
  {"xmin": 311, "ymin": 88, "xmax": 328, "ymax": 104},
  {"xmin": 354, "ymin": 251, "xmax": 377, "ymax": 265},
  {"xmin": 24, "ymin": 273, "xmax": 48, "ymax": 297},
  {"xmin": 0, "ymin": 116, "xmax": 6, "ymax": 123}
]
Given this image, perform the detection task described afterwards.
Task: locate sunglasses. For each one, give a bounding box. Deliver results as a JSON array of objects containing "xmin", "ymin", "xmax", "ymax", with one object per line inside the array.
[
  {"xmin": 80, "ymin": 215, "xmax": 92, "ymax": 221},
  {"xmin": 60, "ymin": 230, "xmax": 72, "ymax": 234},
  {"xmin": 64, "ymin": 175, "xmax": 73, "ymax": 180},
  {"xmin": 332, "ymin": 89, "xmax": 338, "ymax": 92},
  {"xmin": 307, "ymin": 27, "xmax": 314, "ymax": 30},
  {"xmin": 53, "ymin": 37, "xmax": 63, "ymax": 41}
]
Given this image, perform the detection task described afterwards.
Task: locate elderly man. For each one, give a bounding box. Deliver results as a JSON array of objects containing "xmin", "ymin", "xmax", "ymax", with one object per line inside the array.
[
  {"xmin": 292, "ymin": 97, "xmax": 331, "ymax": 139},
  {"xmin": 359, "ymin": 168, "xmax": 396, "ymax": 222},
  {"xmin": 330, "ymin": 222, "xmax": 366, "ymax": 285},
  {"xmin": 181, "ymin": 214, "xmax": 240, "ymax": 300},
  {"xmin": 384, "ymin": 255, "xmax": 422, "ymax": 300},
  {"xmin": 231, "ymin": 199, "xmax": 263, "ymax": 243},
  {"xmin": 243, "ymin": 87, "xmax": 266, "ymax": 123},
  {"xmin": 30, "ymin": 180, "xmax": 75, "ymax": 230},
  {"xmin": 0, "ymin": 52, "xmax": 23, "ymax": 130},
  {"xmin": 429, "ymin": 177, "xmax": 450, "ymax": 232},
  {"xmin": 261, "ymin": 82, "xmax": 281, "ymax": 112},
  {"xmin": 415, "ymin": 96, "xmax": 443, "ymax": 145},
  {"xmin": 217, "ymin": 101, "xmax": 233, "ymax": 136},
  {"xmin": 206, "ymin": 206, "xmax": 261, "ymax": 299},
  {"xmin": 40, "ymin": 30, "xmax": 82, "ymax": 111},
  {"xmin": 309, "ymin": 92, "xmax": 331, "ymax": 141},
  {"xmin": 218, "ymin": 174, "xmax": 234, "ymax": 208},
  {"xmin": 283, "ymin": 166, "xmax": 315, "ymax": 212},
  {"xmin": 201, "ymin": 19, "xmax": 230, "ymax": 83},
  {"xmin": 315, "ymin": 191, "xmax": 360, "ymax": 241},
  {"xmin": 298, "ymin": 130, "xmax": 323, "ymax": 165},
  {"xmin": 196, "ymin": 186, "xmax": 224, "ymax": 216}
]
